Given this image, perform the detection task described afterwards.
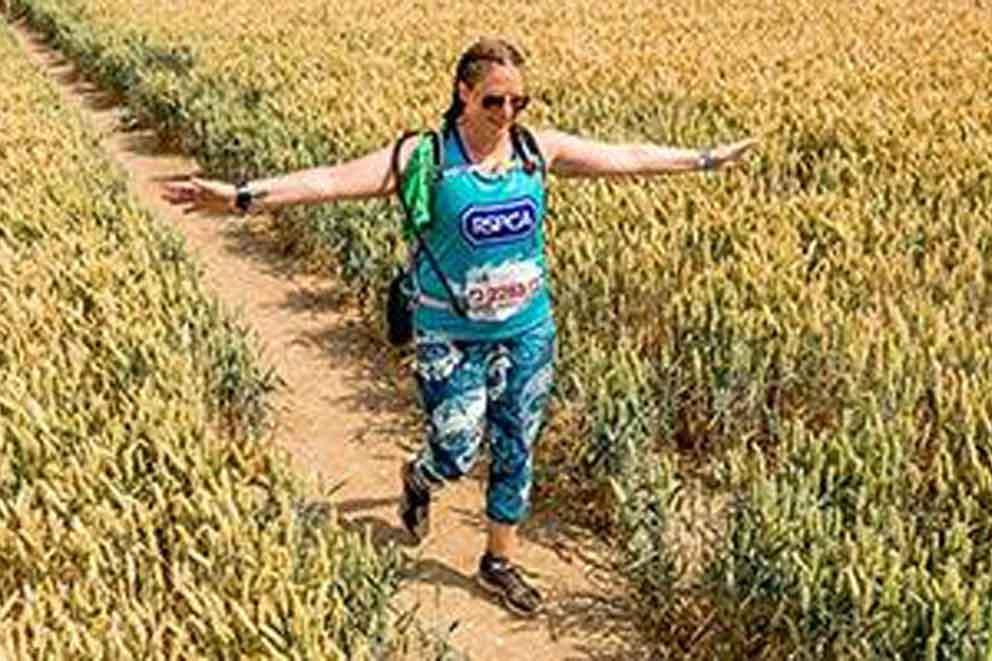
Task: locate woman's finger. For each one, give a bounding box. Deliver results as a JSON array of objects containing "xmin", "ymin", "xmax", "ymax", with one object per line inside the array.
[
  {"xmin": 182, "ymin": 199, "xmax": 215, "ymax": 215},
  {"xmin": 163, "ymin": 178, "xmax": 235, "ymax": 215},
  {"xmin": 715, "ymin": 138, "xmax": 757, "ymax": 166},
  {"xmin": 192, "ymin": 177, "xmax": 233, "ymax": 198},
  {"xmin": 162, "ymin": 180, "xmax": 202, "ymax": 204}
]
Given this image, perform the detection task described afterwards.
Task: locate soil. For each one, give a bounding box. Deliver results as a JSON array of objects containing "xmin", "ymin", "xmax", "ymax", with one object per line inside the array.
[{"xmin": 10, "ymin": 19, "xmax": 649, "ymax": 660}]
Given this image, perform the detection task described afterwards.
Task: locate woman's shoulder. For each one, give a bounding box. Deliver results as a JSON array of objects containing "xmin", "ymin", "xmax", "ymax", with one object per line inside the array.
[{"xmin": 516, "ymin": 127, "xmax": 569, "ymax": 168}]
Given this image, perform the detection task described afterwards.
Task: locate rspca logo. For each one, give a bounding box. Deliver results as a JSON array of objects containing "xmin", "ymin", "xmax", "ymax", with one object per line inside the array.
[{"xmin": 460, "ymin": 198, "xmax": 538, "ymax": 248}]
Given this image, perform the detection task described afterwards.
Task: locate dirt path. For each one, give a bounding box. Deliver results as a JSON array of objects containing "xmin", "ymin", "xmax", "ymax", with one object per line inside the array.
[{"xmin": 10, "ymin": 20, "xmax": 641, "ymax": 660}]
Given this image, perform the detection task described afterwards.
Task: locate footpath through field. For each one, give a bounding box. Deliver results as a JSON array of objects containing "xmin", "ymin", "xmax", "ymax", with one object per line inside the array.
[{"xmin": 9, "ymin": 19, "xmax": 638, "ymax": 661}]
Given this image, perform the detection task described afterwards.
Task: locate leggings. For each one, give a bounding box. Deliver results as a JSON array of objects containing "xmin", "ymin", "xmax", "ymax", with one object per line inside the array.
[{"xmin": 410, "ymin": 317, "xmax": 556, "ymax": 525}]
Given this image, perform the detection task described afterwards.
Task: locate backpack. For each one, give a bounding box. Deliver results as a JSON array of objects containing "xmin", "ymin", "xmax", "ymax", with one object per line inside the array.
[{"xmin": 384, "ymin": 125, "xmax": 544, "ymax": 347}]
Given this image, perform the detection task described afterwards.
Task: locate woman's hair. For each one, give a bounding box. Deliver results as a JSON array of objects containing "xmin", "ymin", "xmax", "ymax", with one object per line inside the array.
[{"xmin": 442, "ymin": 37, "xmax": 526, "ymax": 132}]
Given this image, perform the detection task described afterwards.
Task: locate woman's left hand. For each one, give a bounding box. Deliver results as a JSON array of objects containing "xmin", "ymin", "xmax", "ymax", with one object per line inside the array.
[
  {"xmin": 162, "ymin": 176, "xmax": 238, "ymax": 215},
  {"xmin": 711, "ymin": 138, "xmax": 758, "ymax": 169}
]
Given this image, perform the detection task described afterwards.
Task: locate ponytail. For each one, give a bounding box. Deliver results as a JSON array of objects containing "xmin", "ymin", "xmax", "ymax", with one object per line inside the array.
[{"xmin": 442, "ymin": 86, "xmax": 464, "ymax": 135}]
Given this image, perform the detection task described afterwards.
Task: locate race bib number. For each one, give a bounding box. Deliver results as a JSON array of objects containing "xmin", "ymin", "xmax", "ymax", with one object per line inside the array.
[{"xmin": 463, "ymin": 259, "xmax": 543, "ymax": 322}]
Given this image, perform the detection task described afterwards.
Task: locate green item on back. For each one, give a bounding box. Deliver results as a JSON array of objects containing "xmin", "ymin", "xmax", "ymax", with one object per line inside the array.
[{"xmin": 399, "ymin": 134, "xmax": 437, "ymax": 242}]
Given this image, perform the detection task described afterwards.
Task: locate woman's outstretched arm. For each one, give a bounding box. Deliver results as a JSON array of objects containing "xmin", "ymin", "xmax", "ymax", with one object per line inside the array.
[
  {"xmin": 534, "ymin": 129, "xmax": 756, "ymax": 179},
  {"xmin": 162, "ymin": 140, "xmax": 417, "ymax": 215}
]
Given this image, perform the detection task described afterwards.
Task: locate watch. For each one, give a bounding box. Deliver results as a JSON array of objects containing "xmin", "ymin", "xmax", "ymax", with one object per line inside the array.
[
  {"xmin": 698, "ymin": 150, "xmax": 716, "ymax": 171},
  {"xmin": 235, "ymin": 181, "xmax": 254, "ymax": 213}
]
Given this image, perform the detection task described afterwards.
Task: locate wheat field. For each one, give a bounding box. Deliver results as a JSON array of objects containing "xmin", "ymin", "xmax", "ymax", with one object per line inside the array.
[
  {"xmin": 0, "ymin": 19, "xmax": 423, "ymax": 659},
  {"xmin": 6, "ymin": 0, "xmax": 992, "ymax": 655}
]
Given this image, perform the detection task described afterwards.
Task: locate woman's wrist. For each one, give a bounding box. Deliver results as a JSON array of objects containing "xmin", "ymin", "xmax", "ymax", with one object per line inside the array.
[
  {"xmin": 233, "ymin": 181, "xmax": 273, "ymax": 214},
  {"xmin": 234, "ymin": 181, "xmax": 255, "ymax": 214},
  {"xmin": 697, "ymin": 149, "xmax": 716, "ymax": 171}
]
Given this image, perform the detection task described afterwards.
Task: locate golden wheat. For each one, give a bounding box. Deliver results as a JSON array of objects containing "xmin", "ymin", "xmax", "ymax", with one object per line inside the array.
[
  {"xmin": 7, "ymin": 0, "xmax": 992, "ymax": 654},
  {"xmin": 0, "ymin": 22, "xmax": 423, "ymax": 659}
]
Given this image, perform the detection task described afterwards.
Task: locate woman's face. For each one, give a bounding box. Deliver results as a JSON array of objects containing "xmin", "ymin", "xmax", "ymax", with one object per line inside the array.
[{"xmin": 459, "ymin": 63, "xmax": 528, "ymax": 138}]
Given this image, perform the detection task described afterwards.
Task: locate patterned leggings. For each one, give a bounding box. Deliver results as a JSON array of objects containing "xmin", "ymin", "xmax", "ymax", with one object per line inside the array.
[{"xmin": 410, "ymin": 317, "xmax": 556, "ymax": 525}]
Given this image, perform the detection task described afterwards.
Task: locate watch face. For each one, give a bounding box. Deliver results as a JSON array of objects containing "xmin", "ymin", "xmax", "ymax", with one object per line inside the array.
[{"xmin": 236, "ymin": 187, "xmax": 252, "ymax": 211}]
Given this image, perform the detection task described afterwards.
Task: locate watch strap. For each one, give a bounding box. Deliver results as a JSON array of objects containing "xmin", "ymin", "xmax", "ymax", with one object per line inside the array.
[{"xmin": 235, "ymin": 181, "xmax": 253, "ymax": 213}]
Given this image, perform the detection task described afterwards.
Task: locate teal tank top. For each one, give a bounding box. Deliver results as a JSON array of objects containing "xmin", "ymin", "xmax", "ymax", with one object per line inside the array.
[{"xmin": 412, "ymin": 126, "xmax": 551, "ymax": 340}]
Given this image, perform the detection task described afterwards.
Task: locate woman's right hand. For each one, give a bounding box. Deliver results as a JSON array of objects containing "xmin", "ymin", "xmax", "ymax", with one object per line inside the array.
[{"xmin": 162, "ymin": 177, "xmax": 237, "ymax": 215}]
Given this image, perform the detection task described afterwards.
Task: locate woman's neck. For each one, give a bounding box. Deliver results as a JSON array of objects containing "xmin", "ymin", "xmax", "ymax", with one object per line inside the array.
[{"xmin": 457, "ymin": 117, "xmax": 510, "ymax": 164}]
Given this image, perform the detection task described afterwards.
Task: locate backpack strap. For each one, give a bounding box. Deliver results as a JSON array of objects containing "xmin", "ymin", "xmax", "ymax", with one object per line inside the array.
[
  {"xmin": 391, "ymin": 129, "xmax": 446, "ymax": 221},
  {"xmin": 429, "ymin": 129, "xmax": 443, "ymax": 179},
  {"xmin": 390, "ymin": 129, "xmax": 467, "ymax": 318},
  {"xmin": 390, "ymin": 130, "xmax": 422, "ymax": 209},
  {"xmin": 510, "ymin": 124, "xmax": 545, "ymax": 178}
]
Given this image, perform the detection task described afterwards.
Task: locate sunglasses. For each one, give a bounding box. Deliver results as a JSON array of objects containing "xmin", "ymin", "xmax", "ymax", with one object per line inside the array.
[{"xmin": 481, "ymin": 94, "xmax": 530, "ymax": 113}]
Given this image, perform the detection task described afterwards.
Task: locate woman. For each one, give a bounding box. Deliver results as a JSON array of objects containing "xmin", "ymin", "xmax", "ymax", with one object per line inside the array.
[{"xmin": 164, "ymin": 37, "xmax": 755, "ymax": 617}]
